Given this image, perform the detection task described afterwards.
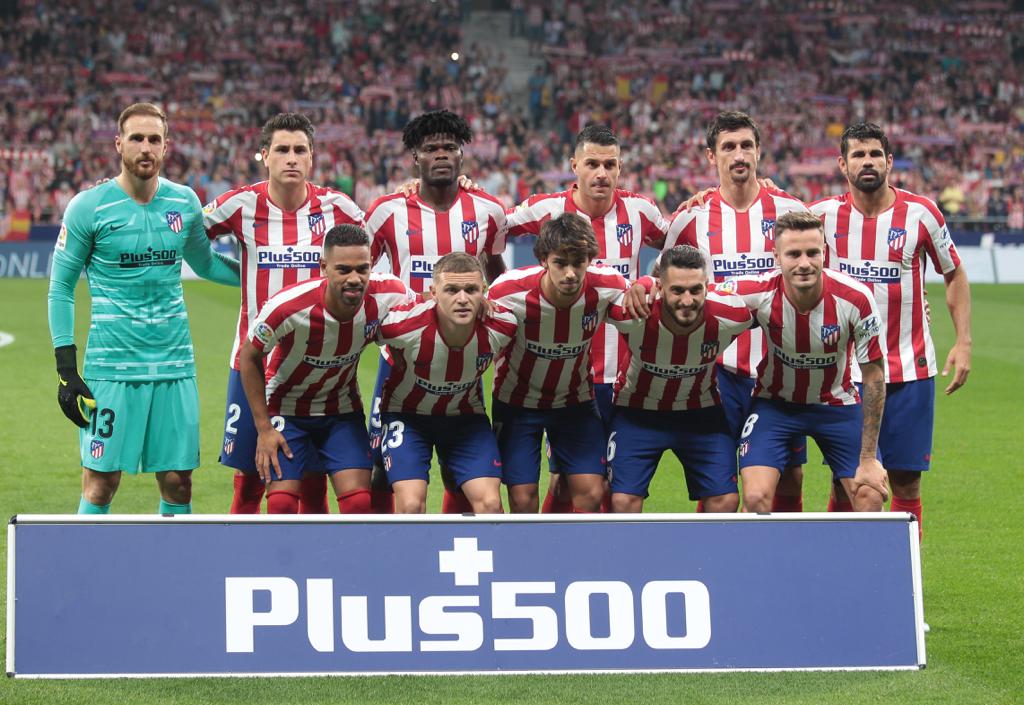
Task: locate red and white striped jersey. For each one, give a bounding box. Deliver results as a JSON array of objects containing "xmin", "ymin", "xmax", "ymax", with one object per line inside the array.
[
  {"xmin": 811, "ymin": 187, "xmax": 961, "ymax": 383},
  {"xmin": 203, "ymin": 180, "xmax": 365, "ymax": 370},
  {"xmin": 722, "ymin": 269, "xmax": 883, "ymax": 406},
  {"xmin": 488, "ymin": 265, "xmax": 629, "ymax": 409},
  {"xmin": 666, "ymin": 187, "xmax": 807, "ymax": 378},
  {"xmin": 367, "ymin": 187, "xmax": 507, "ymax": 294},
  {"xmin": 248, "ymin": 274, "xmax": 412, "ymax": 416},
  {"xmin": 607, "ymin": 292, "xmax": 753, "ymax": 411},
  {"xmin": 378, "ymin": 300, "xmax": 518, "ymax": 416},
  {"xmin": 504, "ymin": 186, "xmax": 669, "ymax": 384}
]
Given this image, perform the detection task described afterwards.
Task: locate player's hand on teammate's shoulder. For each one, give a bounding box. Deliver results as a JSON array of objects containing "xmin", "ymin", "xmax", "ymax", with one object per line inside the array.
[
  {"xmin": 396, "ymin": 174, "xmax": 480, "ymax": 196},
  {"xmin": 757, "ymin": 177, "xmax": 779, "ymax": 191},
  {"xmin": 622, "ymin": 281, "xmax": 653, "ymax": 319},
  {"xmin": 87, "ymin": 177, "xmax": 112, "ymax": 190},
  {"xmin": 677, "ymin": 187, "xmax": 716, "ymax": 212},
  {"xmin": 255, "ymin": 427, "xmax": 291, "ymax": 484},
  {"xmin": 942, "ymin": 340, "xmax": 971, "ymax": 395}
]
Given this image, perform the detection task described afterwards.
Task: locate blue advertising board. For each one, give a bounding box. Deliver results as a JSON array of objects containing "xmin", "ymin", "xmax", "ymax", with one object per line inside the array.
[{"xmin": 7, "ymin": 514, "xmax": 925, "ymax": 677}]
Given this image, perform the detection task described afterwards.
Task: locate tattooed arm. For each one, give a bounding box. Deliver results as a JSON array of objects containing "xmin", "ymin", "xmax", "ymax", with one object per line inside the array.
[{"xmin": 851, "ymin": 358, "xmax": 889, "ymax": 506}]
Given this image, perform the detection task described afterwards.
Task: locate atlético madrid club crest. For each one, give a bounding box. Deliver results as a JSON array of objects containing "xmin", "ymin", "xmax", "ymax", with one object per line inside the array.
[
  {"xmin": 308, "ymin": 213, "xmax": 325, "ymax": 237},
  {"xmin": 90, "ymin": 440, "xmax": 105, "ymax": 459},
  {"xmin": 888, "ymin": 227, "xmax": 907, "ymax": 251},
  {"xmin": 616, "ymin": 223, "xmax": 633, "ymax": 246},
  {"xmin": 582, "ymin": 311, "xmax": 599, "ymax": 333},
  {"xmin": 476, "ymin": 352, "xmax": 494, "ymax": 372},
  {"xmin": 461, "ymin": 220, "xmax": 479, "ymax": 244},
  {"xmin": 165, "ymin": 211, "xmax": 183, "ymax": 234},
  {"xmin": 820, "ymin": 324, "xmax": 841, "ymax": 346},
  {"xmin": 701, "ymin": 340, "xmax": 720, "ymax": 361},
  {"xmin": 761, "ymin": 218, "xmax": 776, "ymax": 241}
]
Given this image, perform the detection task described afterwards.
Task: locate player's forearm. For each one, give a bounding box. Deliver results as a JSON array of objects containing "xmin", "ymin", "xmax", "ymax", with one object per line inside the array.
[
  {"xmin": 944, "ymin": 266, "xmax": 972, "ymax": 345},
  {"xmin": 858, "ymin": 359, "xmax": 886, "ymax": 460},
  {"xmin": 47, "ymin": 260, "xmax": 81, "ymax": 348},
  {"xmin": 239, "ymin": 349, "xmax": 273, "ymax": 431},
  {"xmin": 183, "ymin": 243, "xmax": 241, "ymax": 287},
  {"xmin": 482, "ymin": 251, "xmax": 507, "ymax": 284}
]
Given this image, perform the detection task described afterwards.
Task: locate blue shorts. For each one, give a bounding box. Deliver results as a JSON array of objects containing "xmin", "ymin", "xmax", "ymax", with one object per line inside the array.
[
  {"xmin": 220, "ymin": 369, "xmax": 279, "ymax": 474},
  {"xmin": 380, "ymin": 412, "xmax": 502, "ymax": 486},
  {"xmin": 368, "ymin": 356, "xmax": 392, "ymax": 468},
  {"xmin": 739, "ymin": 398, "xmax": 862, "ymax": 479},
  {"xmin": 608, "ymin": 406, "xmax": 738, "ymax": 500},
  {"xmin": 274, "ymin": 412, "xmax": 373, "ymax": 482},
  {"xmin": 492, "ymin": 397, "xmax": 606, "ymax": 486},
  {"xmin": 857, "ymin": 378, "xmax": 934, "ymax": 472},
  {"xmin": 717, "ymin": 366, "xmax": 808, "ymax": 467},
  {"xmin": 547, "ymin": 383, "xmax": 614, "ymax": 474}
]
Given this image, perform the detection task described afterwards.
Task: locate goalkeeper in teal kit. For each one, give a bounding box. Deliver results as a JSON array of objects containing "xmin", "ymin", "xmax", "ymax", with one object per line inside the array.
[{"xmin": 47, "ymin": 103, "xmax": 240, "ymax": 514}]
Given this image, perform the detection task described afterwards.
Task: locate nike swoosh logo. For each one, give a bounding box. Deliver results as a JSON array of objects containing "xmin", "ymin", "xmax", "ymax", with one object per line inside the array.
[
  {"xmin": 110, "ymin": 223, "xmax": 126, "ymax": 231},
  {"xmin": 253, "ymin": 221, "xmax": 266, "ymax": 229}
]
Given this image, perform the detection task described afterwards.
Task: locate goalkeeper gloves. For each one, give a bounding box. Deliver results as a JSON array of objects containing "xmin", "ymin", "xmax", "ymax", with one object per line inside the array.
[{"xmin": 55, "ymin": 345, "xmax": 96, "ymax": 428}]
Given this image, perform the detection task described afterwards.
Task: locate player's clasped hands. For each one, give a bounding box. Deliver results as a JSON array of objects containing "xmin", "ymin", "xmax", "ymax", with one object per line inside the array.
[{"xmin": 255, "ymin": 427, "xmax": 292, "ymax": 484}]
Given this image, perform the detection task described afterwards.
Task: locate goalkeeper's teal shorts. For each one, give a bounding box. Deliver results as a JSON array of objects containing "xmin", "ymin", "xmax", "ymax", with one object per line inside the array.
[{"xmin": 78, "ymin": 377, "xmax": 200, "ymax": 473}]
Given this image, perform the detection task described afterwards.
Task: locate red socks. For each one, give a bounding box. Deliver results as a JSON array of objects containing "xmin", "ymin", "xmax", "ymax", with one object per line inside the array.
[
  {"xmin": 442, "ymin": 489, "xmax": 475, "ymax": 514},
  {"xmin": 299, "ymin": 474, "xmax": 329, "ymax": 514},
  {"xmin": 827, "ymin": 494, "xmax": 854, "ymax": 512},
  {"xmin": 370, "ymin": 489, "xmax": 394, "ymax": 514},
  {"xmin": 541, "ymin": 492, "xmax": 573, "ymax": 513},
  {"xmin": 230, "ymin": 474, "xmax": 265, "ymax": 514},
  {"xmin": 337, "ymin": 489, "xmax": 373, "ymax": 514},
  {"xmin": 772, "ymin": 494, "xmax": 803, "ymax": 512},
  {"xmin": 891, "ymin": 496, "xmax": 923, "ymax": 542},
  {"xmin": 266, "ymin": 490, "xmax": 300, "ymax": 514}
]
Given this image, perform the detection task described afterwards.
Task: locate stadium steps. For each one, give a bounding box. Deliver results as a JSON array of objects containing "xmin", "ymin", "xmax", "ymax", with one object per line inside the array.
[{"xmin": 462, "ymin": 9, "xmax": 543, "ymax": 101}]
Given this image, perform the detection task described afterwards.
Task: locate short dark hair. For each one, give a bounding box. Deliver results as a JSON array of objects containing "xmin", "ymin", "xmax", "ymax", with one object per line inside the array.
[
  {"xmin": 118, "ymin": 103, "xmax": 167, "ymax": 136},
  {"xmin": 658, "ymin": 245, "xmax": 706, "ymax": 276},
  {"xmin": 402, "ymin": 110, "xmax": 473, "ymax": 151},
  {"xmin": 773, "ymin": 211, "xmax": 824, "ymax": 243},
  {"xmin": 574, "ymin": 124, "xmax": 618, "ymax": 152},
  {"xmin": 705, "ymin": 111, "xmax": 761, "ymax": 152},
  {"xmin": 533, "ymin": 213, "xmax": 599, "ymax": 262},
  {"xmin": 324, "ymin": 224, "xmax": 370, "ymax": 251},
  {"xmin": 260, "ymin": 113, "xmax": 315, "ymax": 151},
  {"xmin": 433, "ymin": 251, "xmax": 483, "ymax": 277},
  {"xmin": 840, "ymin": 122, "xmax": 891, "ymax": 159}
]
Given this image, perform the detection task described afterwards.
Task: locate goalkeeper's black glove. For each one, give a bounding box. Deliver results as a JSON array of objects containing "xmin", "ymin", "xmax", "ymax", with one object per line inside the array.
[{"xmin": 55, "ymin": 345, "xmax": 96, "ymax": 428}]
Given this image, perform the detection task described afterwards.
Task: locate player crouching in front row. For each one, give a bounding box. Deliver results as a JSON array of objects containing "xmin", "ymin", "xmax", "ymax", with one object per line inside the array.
[
  {"xmin": 377, "ymin": 253, "xmax": 517, "ymax": 513},
  {"xmin": 239, "ymin": 225, "xmax": 414, "ymax": 514},
  {"xmin": 606, "ymin": 245, "xmax": 752, "ymax": 513}
]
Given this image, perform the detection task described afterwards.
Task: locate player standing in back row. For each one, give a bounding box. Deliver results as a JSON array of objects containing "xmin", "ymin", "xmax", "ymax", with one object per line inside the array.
[
  {"xmin": 204, "ymin": 113, "xmax": 366, "ymax": 514},
  {"xmin": 811, "ymin": 122, "xmax": 971, "ymax": 535},
  {"xmin": 504, "ymin": 124, "xmax": 668, "ymax": 512},
  {"xmin": 664, "ymin": 111, "xmax": 810, "ymax": 512},
  {"xmin": 365, "ymin": 110, "xmax": 508, "ymax": 513},
  {"xmin": 48, "ymin": 102, "xmax": 240, "ymax": 514}
]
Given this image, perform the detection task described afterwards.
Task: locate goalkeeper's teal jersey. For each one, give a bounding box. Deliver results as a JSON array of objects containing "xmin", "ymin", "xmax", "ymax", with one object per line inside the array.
[{"xmin": 48, "ymin": 177, "xmax": 239, "ymax": 381}]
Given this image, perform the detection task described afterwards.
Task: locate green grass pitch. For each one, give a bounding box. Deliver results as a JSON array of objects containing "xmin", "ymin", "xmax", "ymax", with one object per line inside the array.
[{"xmin": 0, "ymin": 278, "xmax": 1020, "ymax": 704}]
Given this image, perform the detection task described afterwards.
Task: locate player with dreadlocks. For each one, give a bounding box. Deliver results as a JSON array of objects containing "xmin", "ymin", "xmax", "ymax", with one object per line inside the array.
[{"xmin": 363, "ymin": 109, "xmax": 510, "ymax": 512}]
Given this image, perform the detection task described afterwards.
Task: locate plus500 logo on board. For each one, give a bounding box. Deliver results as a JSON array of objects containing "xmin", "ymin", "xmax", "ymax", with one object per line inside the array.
[{"xmin": 225, "ymin": 538, "xmax": 711, "ymax": 654}]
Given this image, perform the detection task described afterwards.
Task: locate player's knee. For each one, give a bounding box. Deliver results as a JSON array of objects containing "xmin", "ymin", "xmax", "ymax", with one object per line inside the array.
[
  {"xmin": 611, "ymin": 493, "xmax": 642, "ymax": 513},
  {"xmin": 83, "ymin": 470, "xmax": 119, "ymax": 505},
  {"xmin": 508, "ymin": 485, "xmax": 538, "ymax": 513},
  {"xmin": 742, "ymin": 486, "xmax": 773, "ymax": 513},
  {"xmin": 572, "ymin": 482, "xmax": 605, "ymax": 512},
  {"xmin": 473, "ymin": 495, "xmax": 504, "ymax": 514},
  {"xmin": 853, "ymin": 485, "xmax": 885, "ymax": 512},
  {"xmin": 395, "ymin": 497, "xmax": 426, "ymax": 514},
  {"xmin": 703, "ymin": 493, "xmax": 739, "ymax": 513}
]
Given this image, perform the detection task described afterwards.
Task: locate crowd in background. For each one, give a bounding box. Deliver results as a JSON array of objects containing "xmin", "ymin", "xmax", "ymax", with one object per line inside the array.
[{"xmin": 1, "ymin": 0, "xmax": 1022, "ymax": 232}]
